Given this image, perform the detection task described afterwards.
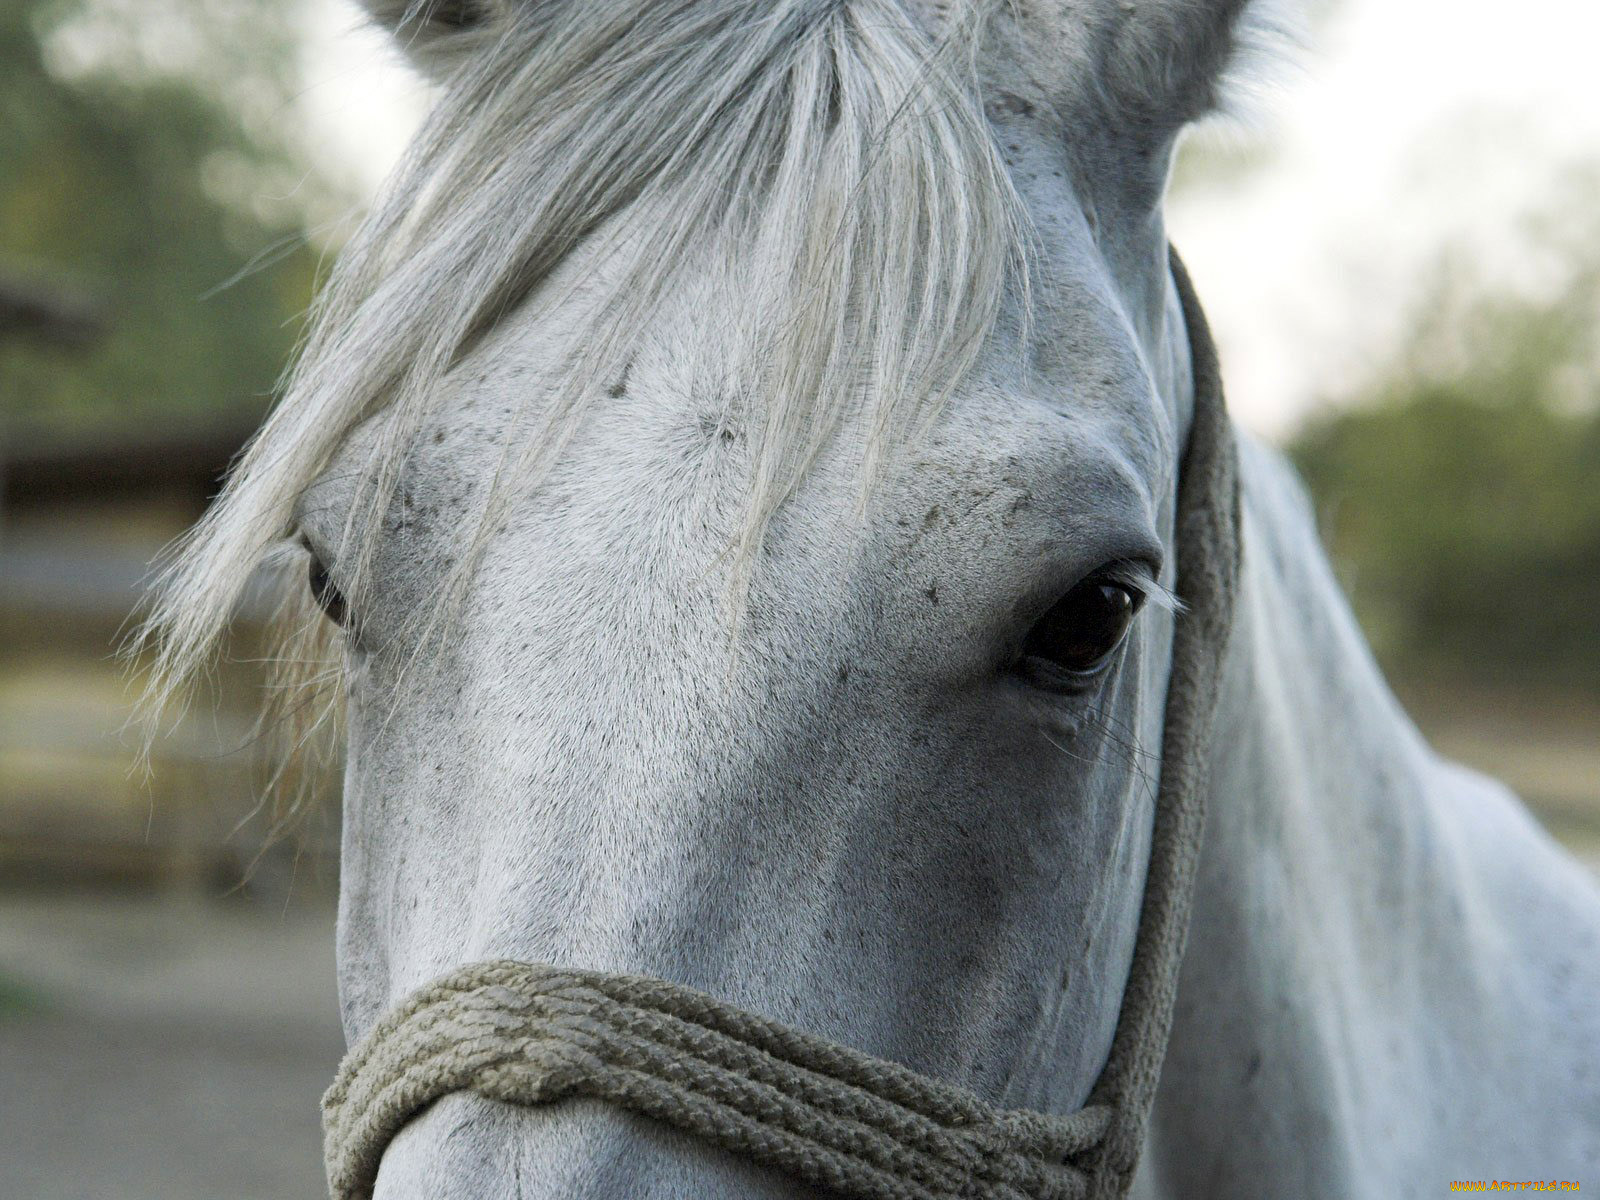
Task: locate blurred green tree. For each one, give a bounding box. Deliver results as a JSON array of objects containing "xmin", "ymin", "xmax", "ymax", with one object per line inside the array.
[
  {"xmin": 0, "ymin": 0, "xmax": 326, "ymax": 440},
  {"xmin": 1292, "ymin": 171, "xmax": 1600, "ymax": 694}
]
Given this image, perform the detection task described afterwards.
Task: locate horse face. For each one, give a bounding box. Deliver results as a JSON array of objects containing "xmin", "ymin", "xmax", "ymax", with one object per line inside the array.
[
  {"xmin": 283, "ymin": 1, "xmax": 1270, "ymax": 1194},
  {"xmin": 303, "ymin": 215, "xmax": 1187, "ymax": 1200}
]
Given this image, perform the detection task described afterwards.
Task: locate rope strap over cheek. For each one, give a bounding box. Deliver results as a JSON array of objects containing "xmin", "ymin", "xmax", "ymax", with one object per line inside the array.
[
  {"xmin": 323, "ymin": 963, "xmax": 1116, "ymax": 1200},
  {"xmin": 1074, "ymin": 248, "xmax": 1239, "ymax": 1199},
  {"xmin": 322, "ymin": 247, "xmax": 1240, "ymax": 1200}
]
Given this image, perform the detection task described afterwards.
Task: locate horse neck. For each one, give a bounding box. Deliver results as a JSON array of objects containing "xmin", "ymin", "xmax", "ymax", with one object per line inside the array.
[
  {"xmin": 1198, "ymin": 433, "xmax": 1446, "ymax": 959},
  {"xmin": 1134, "ymin": 433, "xmax": 1443, "ymax": 1190},
  {"xmin": 1140, "ymin": 431, "xmax": 1600, "ymax": 1193}
]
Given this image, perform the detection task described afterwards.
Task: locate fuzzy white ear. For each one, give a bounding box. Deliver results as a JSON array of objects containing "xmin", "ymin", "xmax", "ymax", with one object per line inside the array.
[
  {"xmin": 994, "ymin": 0, "xmax": 1305, "ymax": 138},
  {"xmin": 1100, "ymin": 0, "xmax": 1306, "ymax": 131},
  {"xmin": 358, "ymin": 0, "xmax": 510, "ymax": 82},
  {"xmin": 1207, "ymin": 0, "xmax": 1309, "ymax": 125}
]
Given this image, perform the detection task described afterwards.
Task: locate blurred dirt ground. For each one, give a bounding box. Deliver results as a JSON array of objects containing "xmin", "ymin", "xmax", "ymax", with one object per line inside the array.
[{"xmin": 0, "ymin": 891, "xmax": 342, "ymax": 1200}]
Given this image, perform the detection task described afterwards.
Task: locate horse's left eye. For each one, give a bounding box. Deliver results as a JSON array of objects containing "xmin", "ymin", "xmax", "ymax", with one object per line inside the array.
[
  {"xmin": 1018, "ymin": 574, "xmax": 1144, "ymax": 686},
  {"xmin": 307, "ymin": 552, "xmax": 348, "ymax": 627}
]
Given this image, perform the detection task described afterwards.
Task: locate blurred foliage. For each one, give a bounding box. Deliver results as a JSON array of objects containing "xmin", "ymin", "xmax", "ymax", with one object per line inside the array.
[
  {"xmin": 1291, "ymin": 171, "xmax": 1600, "ymax": 694},
  {"xmin": 0, "ymin": 0, "xmax": 325, "ymax": 441}
]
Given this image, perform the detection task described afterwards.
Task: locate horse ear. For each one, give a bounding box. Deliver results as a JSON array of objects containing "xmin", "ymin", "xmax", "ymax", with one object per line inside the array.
[
  {"xmin": 358, "ymin": 0, "xmax": 509, "ymax": 82},
  {"xmin": 1126, "ymin": 0, "xmax": 1299, "ymax": 123},
  {"xmin": 1115, "ymin": 0, "xmax": 1303, "ymax": 125},
  {"xmin": 1002, "ymin": 0, "xmax": 1303, "ymax": 135}
]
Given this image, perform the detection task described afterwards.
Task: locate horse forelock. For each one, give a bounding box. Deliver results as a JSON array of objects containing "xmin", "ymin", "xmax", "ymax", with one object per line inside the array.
[{"xmin": 136, "ymin": 0, "xmax": 1033, "ymax": 802}]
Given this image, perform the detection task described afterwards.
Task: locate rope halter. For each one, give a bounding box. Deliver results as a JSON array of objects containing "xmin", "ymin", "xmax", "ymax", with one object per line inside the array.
[{"xmin": 322, "ymin": 249, "xmax": 1241, "ymax": 1200}]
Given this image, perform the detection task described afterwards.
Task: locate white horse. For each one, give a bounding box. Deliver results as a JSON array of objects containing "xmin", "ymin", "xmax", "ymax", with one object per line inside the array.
[{"xmin": 145, "ymin": 0, "xmax": 1600, "ymax": 1195}]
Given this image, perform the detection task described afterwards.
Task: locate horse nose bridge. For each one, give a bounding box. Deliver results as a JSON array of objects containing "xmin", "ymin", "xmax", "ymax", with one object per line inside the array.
[
  {"xmin": 462, "ymin": 740, "xmax": 850, "ymax": 979},
  {"xmin": 369, "ymin": 1092, "xmax": 810, "ymax": 1200}
]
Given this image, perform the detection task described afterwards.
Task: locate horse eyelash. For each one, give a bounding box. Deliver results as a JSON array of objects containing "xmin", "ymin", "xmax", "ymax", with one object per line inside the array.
[{"xmin": 1101, "ymin": 563, "xmax": 1183, "ymax": 616}]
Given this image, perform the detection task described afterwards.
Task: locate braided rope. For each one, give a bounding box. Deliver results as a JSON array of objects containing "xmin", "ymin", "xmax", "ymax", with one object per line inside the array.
[
  {"xmin": 324, "ymin": 962, "xmax": 1115, "ymax": 1200},
  {"xmin": 321, "ymin": 248, "xmax": 1239, "ymax": 1200}
]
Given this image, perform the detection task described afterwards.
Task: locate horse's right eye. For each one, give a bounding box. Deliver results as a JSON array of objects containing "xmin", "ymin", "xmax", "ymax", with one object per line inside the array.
[
  {"xmin": 1016, "ymin": 572, "xmax": 1144, "ymax": 690},
  {"xmin": 307, "ymin": 553, "xmax": 348, "ymax": 627}
]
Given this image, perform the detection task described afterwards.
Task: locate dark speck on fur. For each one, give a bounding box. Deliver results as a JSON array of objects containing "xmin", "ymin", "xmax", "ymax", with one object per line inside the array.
[
  {"xmin": 606, "ymin": 360, "xmax": 631, "ymax": 399},
  {"xmin": 988, "ymin": 91, "xmax": 1037, "ymax": 119}
]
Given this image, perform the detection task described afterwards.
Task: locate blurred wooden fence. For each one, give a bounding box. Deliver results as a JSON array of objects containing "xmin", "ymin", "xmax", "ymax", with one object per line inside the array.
[{"xmin": 1, "ymin": 419, "xmax": 338, "ymax": 895}]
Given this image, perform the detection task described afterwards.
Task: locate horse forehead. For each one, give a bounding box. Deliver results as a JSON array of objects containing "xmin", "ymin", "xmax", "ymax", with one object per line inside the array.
[
  {"xmin": 417, "ymin": 365, "xmax": 1168, "ymax": 653},
  {"xmin": 412, "ymin": 270, "xmax": 1173, "ymax": 570},
  {"xmin": 375, "ymin": 178, "xmax": 1176, "ymax": 611},
  {"xmin": 394, "ymin": 113, "xmax": 1171, "ymax": 542}
]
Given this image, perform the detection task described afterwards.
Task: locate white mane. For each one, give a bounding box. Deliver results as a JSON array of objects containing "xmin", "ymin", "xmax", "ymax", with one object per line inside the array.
[{"xmin": 138, "ymin": 0, "xmax": 1031, "ymax": 715}]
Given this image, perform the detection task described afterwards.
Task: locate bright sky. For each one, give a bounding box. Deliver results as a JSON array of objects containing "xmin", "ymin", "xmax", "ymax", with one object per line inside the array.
[{"xmin": 293, "ymin": 0, "xmax": 1600, "ymax": 439}]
